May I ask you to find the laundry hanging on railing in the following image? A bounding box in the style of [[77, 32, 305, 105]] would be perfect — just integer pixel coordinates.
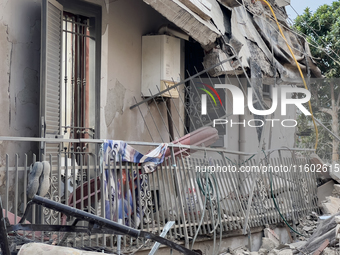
[[102, 140, 168, 227], [103, 140, 168, 173], [103, 167, 142, 228]]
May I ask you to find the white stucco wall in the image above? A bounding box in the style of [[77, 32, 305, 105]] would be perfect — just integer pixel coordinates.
[[102, 0, 188, 146], [0, 0, 41, 162]]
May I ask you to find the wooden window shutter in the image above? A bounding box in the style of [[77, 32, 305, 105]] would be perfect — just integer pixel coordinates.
[[40, 0, 63, 162]]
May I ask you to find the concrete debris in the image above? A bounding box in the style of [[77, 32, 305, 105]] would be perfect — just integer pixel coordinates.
[[258, 248, 269, 255], [312, 239, 330, 255], [264, 228, 280, 246], [322, 196, 340, 215], [298, 212, 340, 254], [322, 247, 338, 255], [302, 226, 314, 232], [18, 243, 109, 255], [288, 241, 306, 249], [335, 216, 340, 224], [277, 250, 293, 255], [317, 180, 335, 207], [261, 237, 278, 251], [332, 184, 340, 196], [224, 210, 340, 255], [296, 213, 319, 239], [230, 247, 251, 255]]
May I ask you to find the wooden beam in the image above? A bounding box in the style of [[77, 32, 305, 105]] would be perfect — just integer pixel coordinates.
[[312, 239, 329, 255]]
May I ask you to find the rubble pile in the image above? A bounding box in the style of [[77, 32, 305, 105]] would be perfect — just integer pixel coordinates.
[[221, 154, 340, 255], [295, 213, 319, 240]]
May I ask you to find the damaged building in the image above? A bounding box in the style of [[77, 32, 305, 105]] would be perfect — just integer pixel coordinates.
[[0, 0, 335, 254]]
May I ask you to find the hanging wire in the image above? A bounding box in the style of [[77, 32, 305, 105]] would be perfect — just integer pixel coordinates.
[[257, 0, 318, 150]]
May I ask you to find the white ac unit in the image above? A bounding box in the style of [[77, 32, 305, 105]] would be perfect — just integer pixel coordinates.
[[141, 35, 181, 98]]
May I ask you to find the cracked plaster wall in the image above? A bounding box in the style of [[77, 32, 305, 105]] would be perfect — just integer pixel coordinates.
[[103, 0, 181, 145], [0, 0, 41, 210]]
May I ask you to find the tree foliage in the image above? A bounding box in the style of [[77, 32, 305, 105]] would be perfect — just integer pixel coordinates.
[[294, 1, 340, 161]]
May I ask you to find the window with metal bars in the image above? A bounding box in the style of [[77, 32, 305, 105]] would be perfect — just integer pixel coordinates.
[[61, 13, 95, 151], [40, 0, 101, 163]]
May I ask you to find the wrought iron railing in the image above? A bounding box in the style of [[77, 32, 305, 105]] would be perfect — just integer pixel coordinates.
[[0, 138, 318, 253]]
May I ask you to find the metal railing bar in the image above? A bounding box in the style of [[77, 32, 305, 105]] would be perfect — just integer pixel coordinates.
[[151, 170, 161, 236], [171, 76, 197, 131], [147, 89, 173, 141], [155, 85, 182, 140], [282, 157, 294, 223], [177, 159, 193, 237], [192, 66, 220, 122], [23, 154, 28, 238], [191, 157, 207, 235], [133, 97, 154, 142], [93, 154, 99, 246], [0, 136, 315, 155], [211, 158, 229, 232], [182, 157, 199, 236], [131, 163, 138, 241], [159, 161, 172, 239], [14, 154, 18, 224], [215, 158, 235, 231], [185, 70, 208, 128], [57, 153, 62, 244], [174, 156, 189, 248], [72, 154, 77, 247]]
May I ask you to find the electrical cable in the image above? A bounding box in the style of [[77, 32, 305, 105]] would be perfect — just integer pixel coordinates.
[[262, 150, 306, 237], [257, 0, 319, 151], [190, 171, 208, 250], [191, 160, 222, 255]]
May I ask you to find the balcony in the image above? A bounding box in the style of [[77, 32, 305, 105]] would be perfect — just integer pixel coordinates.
[[0, 137, 318, 253]]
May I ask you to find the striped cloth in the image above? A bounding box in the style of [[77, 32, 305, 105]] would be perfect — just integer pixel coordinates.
[[103, 140, 168, 173]]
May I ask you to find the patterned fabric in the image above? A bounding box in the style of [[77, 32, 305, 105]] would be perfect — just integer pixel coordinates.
[[102, 140, 168, 227], [103, 140, 168, 173]]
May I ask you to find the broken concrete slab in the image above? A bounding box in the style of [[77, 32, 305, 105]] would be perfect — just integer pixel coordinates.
[[264, 228, 280, 246], [178, 0, 212, 20], [317, 180, 335, 207], [288, 241, 306, 249], [299, 212, 340, 254], [322, 196, 340, 215], [18, 243, 108, 255], [202, 47, 243, 77], [261, 237, 278, 251], [143, 0, 220, 48], [277, 250, 293, 255]]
